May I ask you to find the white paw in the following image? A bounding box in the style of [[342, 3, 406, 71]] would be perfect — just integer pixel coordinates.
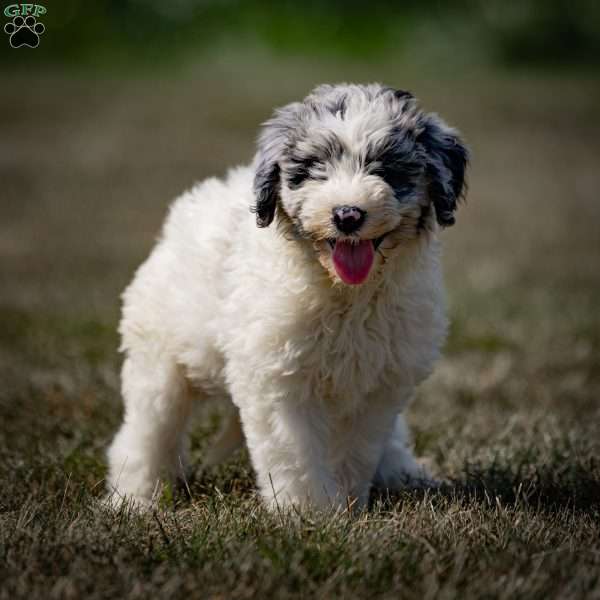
[[101, 487, 157, 512]]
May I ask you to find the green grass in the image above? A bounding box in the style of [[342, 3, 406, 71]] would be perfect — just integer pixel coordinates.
[[1, 59, 599, 598]]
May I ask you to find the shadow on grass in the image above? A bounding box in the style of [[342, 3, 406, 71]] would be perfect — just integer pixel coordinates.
[[374, 456, 600, 516]]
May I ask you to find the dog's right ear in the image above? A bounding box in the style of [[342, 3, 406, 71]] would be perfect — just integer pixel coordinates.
[[253, 154, 281, 228], [252, 102, 303, 228]]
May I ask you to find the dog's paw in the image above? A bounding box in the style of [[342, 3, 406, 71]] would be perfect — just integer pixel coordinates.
[[374, 456, 445, 492], [402, 472, 446, 490], [101, 489, 155, 513]]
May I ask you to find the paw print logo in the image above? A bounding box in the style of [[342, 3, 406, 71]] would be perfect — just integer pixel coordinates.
[[4, 15, 45, 48]]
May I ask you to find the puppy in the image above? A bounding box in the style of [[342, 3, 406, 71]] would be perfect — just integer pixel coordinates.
[[107, 83, 468, 510]]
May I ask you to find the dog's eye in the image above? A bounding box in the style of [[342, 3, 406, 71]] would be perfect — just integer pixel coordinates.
[[370, 160, 416, 195], [287, 156, 326, 189]]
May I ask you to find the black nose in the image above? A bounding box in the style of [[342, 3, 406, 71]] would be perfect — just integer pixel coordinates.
[[332, 205, 366, 234]]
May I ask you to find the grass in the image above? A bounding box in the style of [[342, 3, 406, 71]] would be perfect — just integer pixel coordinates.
[[1, 56, 599, 598]]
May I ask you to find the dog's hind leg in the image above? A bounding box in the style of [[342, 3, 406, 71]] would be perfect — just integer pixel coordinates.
[[106, 352, 193, 508], [374, 414, 438, 490]]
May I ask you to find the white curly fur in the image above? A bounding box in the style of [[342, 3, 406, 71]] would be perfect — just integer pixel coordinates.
[[107, 83, 467, 511]]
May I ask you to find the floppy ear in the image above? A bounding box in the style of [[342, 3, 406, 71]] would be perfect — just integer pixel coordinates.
[[253, 158, 280, 228], [252, 102, 303, 228], [418, 115, 469, 227]]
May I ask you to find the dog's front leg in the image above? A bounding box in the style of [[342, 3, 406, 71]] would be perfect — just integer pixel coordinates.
[[238, 400, 342, 511], [374, 413, 437, 490]]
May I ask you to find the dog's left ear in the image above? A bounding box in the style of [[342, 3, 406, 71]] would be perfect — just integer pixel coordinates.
[[418, 115, 469, 227], [252, 102, 303, 228]]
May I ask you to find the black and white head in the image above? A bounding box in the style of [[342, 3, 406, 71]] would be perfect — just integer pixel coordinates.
[[253, 83, 469, 285]]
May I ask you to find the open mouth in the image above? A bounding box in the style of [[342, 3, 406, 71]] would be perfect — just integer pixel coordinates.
[[326, 234, 387, 285]]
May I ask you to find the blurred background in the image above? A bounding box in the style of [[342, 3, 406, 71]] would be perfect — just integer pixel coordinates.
[[1, 0, 599, 494], [4, 0, 600, 67]]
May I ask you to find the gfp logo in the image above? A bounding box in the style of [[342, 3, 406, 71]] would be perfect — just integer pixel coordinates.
[[4, 4, 46, 48]]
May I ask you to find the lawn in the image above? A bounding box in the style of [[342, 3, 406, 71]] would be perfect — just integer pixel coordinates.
[[1, 58, 599, 598]]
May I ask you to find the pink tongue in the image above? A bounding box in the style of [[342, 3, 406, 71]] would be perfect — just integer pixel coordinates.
[[332, 240, 375, 285]]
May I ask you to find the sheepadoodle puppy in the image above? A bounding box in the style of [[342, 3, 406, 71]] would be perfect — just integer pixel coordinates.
[[107, 83, 469, 510]]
